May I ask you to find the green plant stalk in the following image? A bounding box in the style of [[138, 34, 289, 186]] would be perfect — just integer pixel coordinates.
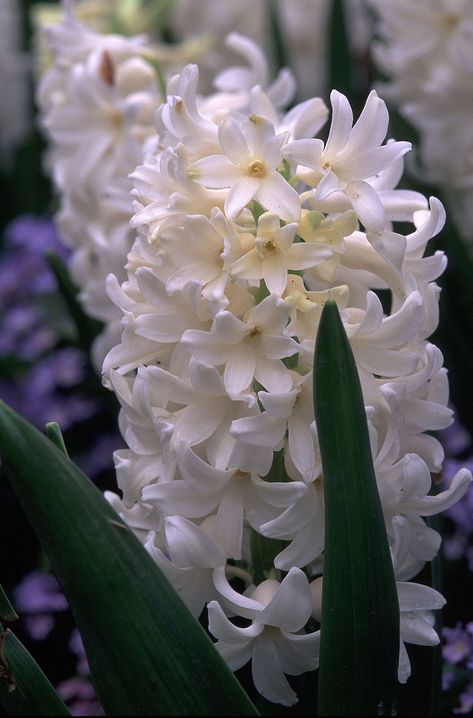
[[0, 400, 258, 717], [250, 450, 290, 584], [314, 300, 399, 716]]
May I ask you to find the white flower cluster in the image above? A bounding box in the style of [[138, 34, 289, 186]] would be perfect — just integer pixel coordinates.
[[103, 35, 472, 706], [0, 0, 30, 169], [369, 0, 473, 240], [37, 4, 161, 368]]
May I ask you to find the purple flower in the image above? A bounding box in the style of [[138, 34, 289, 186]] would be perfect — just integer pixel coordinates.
[[0, 304, 57, 358], [13, 571, 68, 640], [56, 676, 103, 716], [69, 628, 89, 676], [442, 623, 473, 665], [5, 214, 68, 258], [14, 571, 68, 613], [441, 420, 472, 457], [454, 681, 473, 714], [0, 215, 69, 307], [76, 433, 125, 478], [0, 346, 99, 430], [444, 476, 473, 536]]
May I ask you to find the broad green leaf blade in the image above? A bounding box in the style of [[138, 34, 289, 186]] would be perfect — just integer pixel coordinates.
[[314, 300, 399, 717], [0, 628, 70, 716], [0, 401, 258, 717]]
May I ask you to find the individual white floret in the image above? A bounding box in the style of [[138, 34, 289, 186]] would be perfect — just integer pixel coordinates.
[[283, 90, 411, 234], [192, 113, 301, 222], [182, 294, 298, 396], [145, 517, 225, 618], [209, 567, 320, 707]]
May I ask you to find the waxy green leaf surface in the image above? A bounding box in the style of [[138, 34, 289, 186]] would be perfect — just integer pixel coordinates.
[[0, 400, 258, 717], [314, 300, 399, 716]]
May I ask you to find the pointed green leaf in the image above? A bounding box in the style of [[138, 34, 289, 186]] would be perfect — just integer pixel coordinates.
[[266, 0, 287, 73], [0, 400, 258, 717], [0, 587, 17, 625], [0, 628, 70, 716], [44, 422, 69, 457], [327, 0, 351, 100], [45, 252, 103, 350], [314, 300, 399, 716]]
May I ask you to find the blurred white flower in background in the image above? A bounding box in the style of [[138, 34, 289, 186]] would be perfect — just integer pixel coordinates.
[[369, 0, 473, 246]]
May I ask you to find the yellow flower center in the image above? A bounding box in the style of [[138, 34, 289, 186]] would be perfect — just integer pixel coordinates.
[[248, 326, 262, 340], [248, 160, 267, 178], [257, 238, 277, 258]]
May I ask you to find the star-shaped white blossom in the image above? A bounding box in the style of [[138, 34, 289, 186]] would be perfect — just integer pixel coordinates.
[[230, 211, 331, 295], [283, 90, 411, 234], [182, 294, 298, 396], [192, 113, 301, 221]]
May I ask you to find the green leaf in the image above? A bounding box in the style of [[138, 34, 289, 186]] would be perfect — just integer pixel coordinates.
[[266, 0, 287, 73], [0, 628, 70, 716], [0, 400, 258, 717], [44, 252, 103, 351], [313, 300, 399, 717], [0, 587, 17, 625], [33, 292, 76, 343], [44, 422, 69, 457], [327, 0, 351, 101]]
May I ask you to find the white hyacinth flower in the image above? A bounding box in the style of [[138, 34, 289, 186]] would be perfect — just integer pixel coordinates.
[[97, 30, 472, 706]]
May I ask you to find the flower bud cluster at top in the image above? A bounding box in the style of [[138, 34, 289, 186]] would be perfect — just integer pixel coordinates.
[[369, 0, 473, 244], [61, 23, 469, 708]]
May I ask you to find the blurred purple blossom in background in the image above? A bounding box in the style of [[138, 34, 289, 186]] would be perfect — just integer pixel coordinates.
[[443, 623, 473, 668], [442, 420, 473, 571], [56, 630, 103, 716], [0, 215, 66, 361], [13, 571, 103, 716], [0, 214, 100, 428], [440, 418, 473, 714], [13, 571, 68, 640], [442, 622, 473, 714]]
